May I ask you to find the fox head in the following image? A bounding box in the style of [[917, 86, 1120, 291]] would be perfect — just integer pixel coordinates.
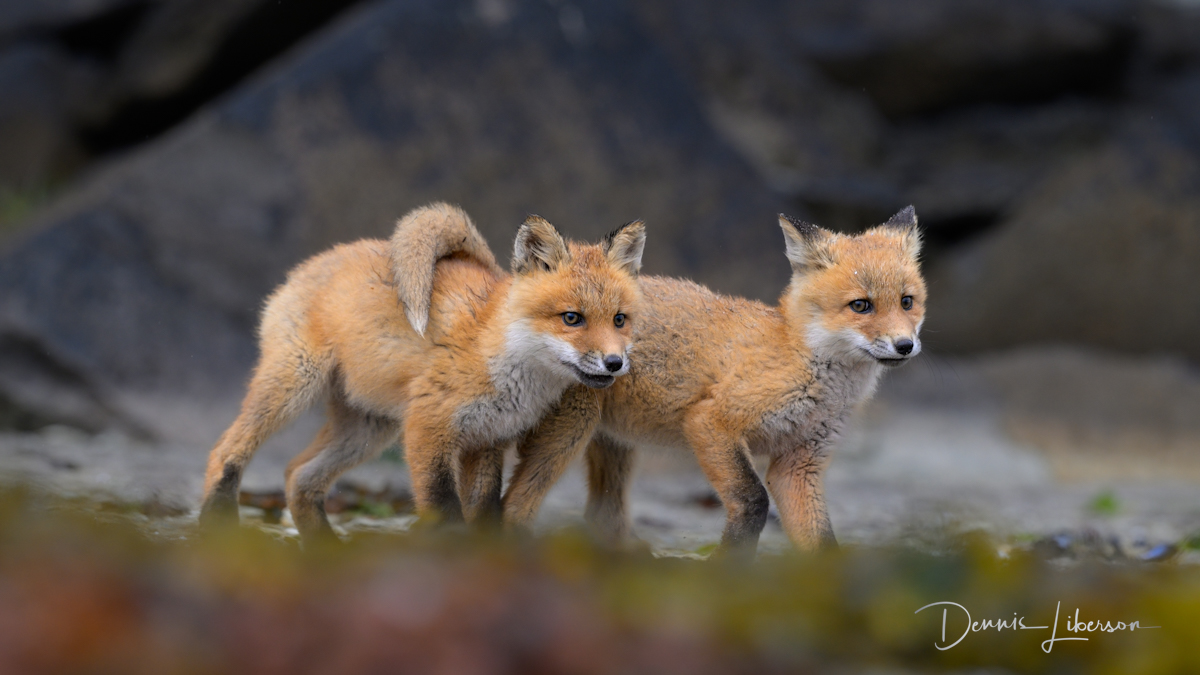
[[503, 216, 645, 389], [778, 206, 926, 368]]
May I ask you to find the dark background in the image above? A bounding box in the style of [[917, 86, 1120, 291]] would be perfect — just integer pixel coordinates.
[[0, 0, 1197, 498]]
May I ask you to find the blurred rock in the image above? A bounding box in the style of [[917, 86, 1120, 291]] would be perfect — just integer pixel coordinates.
[[0, 42, 99, 187], [0, 0, 786, 439], [633, 0, 891, 231], [927, 109, 1200, 357], [1135, 1, 1200, 71], [81, 0, 369, 152], [881, 100, 1113, 245], [630, 0, 1192, 242], [0, 0, 368, 190], [0, 0, 150, 39], [105, 0, 262, 100], [1030, 529, 1127, 561], [791, 0, 1136, 118], [1139, 542, 1178, 562]]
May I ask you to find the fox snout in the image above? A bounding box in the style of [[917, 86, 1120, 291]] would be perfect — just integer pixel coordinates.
[[871, 335, 920, 366], [567, 348, 629, 389]]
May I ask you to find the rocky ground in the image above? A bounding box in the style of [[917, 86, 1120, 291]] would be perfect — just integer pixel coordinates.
[[3, 346, 1197, 563]]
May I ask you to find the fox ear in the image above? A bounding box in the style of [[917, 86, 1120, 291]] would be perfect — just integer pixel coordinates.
[[513, 215, 571, 274], [779, 213, 833, 273], [880, 205, 922, 258], [883, 205, 917, 230], [603, 220, 645, 276]]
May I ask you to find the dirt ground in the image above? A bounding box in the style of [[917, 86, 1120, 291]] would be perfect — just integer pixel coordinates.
[[2, 347, 1198, 559]]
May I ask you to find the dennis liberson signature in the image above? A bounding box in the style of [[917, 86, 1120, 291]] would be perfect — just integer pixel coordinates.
[[915, 601, 1159, 653]]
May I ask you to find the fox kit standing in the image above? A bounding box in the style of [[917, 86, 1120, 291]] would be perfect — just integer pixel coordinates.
[[501, 208, 926, 555], [199, 203, 645, 542]]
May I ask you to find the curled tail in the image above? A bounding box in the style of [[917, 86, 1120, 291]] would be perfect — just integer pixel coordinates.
[[389, 202, 501, 335]]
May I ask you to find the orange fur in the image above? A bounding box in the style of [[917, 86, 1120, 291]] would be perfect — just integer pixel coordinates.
[[504, 208, 927, 557], [198, 203, 645, 543]]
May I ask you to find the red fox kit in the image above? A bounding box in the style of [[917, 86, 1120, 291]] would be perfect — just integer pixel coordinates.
[[198, 203, 645, 542], [500, 208, 926, 555]]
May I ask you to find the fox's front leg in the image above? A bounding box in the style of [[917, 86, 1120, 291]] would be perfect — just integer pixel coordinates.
[[683, 401, 770, 559], [403, 411, 466, 526], [503, 385, 601, 529], [458, 443, 506, 527], [584, 434, 635, 546], [765, 446, 836, 551]]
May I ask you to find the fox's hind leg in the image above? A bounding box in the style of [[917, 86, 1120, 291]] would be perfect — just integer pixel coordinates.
[[584, 434, 635, 547], [199, 345, 329, 530], [285, 395, 399, 545]]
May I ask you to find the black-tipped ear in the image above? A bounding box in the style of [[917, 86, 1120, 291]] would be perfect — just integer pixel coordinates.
[[513, 216, 570, 274], [883, 205, 917, 231], [778, 213, 833, 273], [879, 206, 922, 258], [603, 220, 645, 276]]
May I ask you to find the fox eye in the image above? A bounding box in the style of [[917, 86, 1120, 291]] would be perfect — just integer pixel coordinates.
[[613, 313, 626, 328], [849, 299, 872, 314], [562, 312, 584, 326], [901, 296, 913, 311]]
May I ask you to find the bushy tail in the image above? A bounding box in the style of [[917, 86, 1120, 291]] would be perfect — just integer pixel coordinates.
[[389, 202, 501, 335]]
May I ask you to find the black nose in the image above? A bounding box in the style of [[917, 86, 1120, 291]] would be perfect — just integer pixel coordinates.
[[894, 338, 914, 356], [603, 355, 624, 372]]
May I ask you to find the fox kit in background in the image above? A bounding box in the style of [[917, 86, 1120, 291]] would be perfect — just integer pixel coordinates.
[[502, 207, 926, 556], [198, 202, 645, 542]]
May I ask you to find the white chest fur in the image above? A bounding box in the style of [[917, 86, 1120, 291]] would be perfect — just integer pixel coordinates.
[[752, 359, 882, 456], [453, 323, 571, 446]]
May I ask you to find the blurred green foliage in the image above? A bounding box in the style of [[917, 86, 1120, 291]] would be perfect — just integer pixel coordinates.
[[350, 498, 396, 519], [1089, 490, 1121, 517], [0, 185, 52, 239], [0, 487, 1196, 675]]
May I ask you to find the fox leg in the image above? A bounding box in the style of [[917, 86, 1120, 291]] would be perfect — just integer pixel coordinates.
[[200, 347, 328, 529], [683, 401, 769, 558], [765, 447, 836, 551], [283, 421, 333, 487], [403, 411, 466, 525], [457, 443, 506, 527], [285, 397, 399, 544], [503, 385, 601, 529], [583, 434, 635, 546]]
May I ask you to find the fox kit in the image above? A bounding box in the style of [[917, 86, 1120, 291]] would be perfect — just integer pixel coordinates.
[[501, 207, 926, 555], [198, 203, 645, 542]]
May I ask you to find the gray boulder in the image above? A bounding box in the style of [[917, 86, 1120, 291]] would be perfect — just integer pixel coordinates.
[[881, 100, 1114, 243], [927, 100, 1200, 355], [631, 0, 1149, 237], [790, 0, 1136, 118], [634, 0, 892, 230], [0, 42, 99, 188], [0, 0, 151, 39]]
